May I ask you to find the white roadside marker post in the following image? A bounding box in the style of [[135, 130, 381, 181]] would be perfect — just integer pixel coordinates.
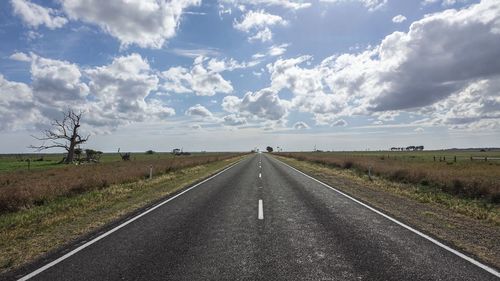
[[149, 165, 153, 180]]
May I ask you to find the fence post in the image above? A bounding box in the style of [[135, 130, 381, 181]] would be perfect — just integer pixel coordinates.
[[454, 156, 457, 163], [433, 156, 436, 162], [149, 165, 153, 179], [368, 166, 372, 181], [485, 157, 488, 162]]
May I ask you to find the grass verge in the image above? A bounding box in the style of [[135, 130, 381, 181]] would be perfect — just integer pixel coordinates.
[[0, 156, 244, 275], [275, 155, 500, 269]]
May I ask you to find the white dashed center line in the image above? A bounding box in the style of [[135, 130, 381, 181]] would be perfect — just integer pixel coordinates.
[[258, 200, 264, 220]]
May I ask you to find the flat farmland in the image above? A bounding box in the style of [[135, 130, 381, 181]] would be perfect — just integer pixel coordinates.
[[0, 152, 244, 213], [276, 150, 500, 203]]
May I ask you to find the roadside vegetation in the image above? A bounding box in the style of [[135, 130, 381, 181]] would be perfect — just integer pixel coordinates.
[[0, 153, 245, 275], [0, 153, 243, 213], [276, 151, 500, 204]]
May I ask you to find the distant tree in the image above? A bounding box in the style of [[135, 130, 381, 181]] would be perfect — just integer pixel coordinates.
[[145, 150, 155, 154], [30, 110, 89, 164], [266, 146, 274, 153]]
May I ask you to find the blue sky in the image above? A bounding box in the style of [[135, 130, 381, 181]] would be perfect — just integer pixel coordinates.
[[1, 0, 499, 152]]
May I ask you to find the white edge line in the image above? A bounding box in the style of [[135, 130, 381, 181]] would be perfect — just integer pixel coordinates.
[[18, 160, 242, 281], [274, 157, 500, 278], [258, 200, 264, 220]]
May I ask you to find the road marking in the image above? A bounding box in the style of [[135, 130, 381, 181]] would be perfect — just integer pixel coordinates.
[[274, 157, 500, 278], [258, 200, 264, 220], [259, 172, 261, 178], [17, 160, 243, 281]]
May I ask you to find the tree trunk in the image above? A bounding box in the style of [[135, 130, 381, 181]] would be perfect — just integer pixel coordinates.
[[66, 141, 76, 164]]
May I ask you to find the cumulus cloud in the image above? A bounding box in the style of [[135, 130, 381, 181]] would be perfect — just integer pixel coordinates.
[[0, 75, 38, 130], [293, 121, 309, 129], [60, 0, 201, 49], [320, 0, 387, 11], [1, 52, 177, 132], [162, 56, 234, 96], [30, 54, 89, 110], [262, 0, 500, 129], [234, 10, 287, 42], [222, 88, 289, 121], [424, 78, 500, 129], [392, 14, 407, 23], [85, 53, 174, 128], [185, 104, 213, 118], [11, 0, 67, 29]]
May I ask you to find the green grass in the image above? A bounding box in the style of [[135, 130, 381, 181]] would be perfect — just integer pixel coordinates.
[[0, 152, 226, 173], [0, 155, 245, 274], [306, 149, 500, 163]]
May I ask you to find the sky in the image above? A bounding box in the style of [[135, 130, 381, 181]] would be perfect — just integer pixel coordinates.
[[0, 0, 499, 153]]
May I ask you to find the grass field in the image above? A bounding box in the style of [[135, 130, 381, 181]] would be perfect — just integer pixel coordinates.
[[0, 152, 245, 213], [276, 150, 500, 203], [0, 152, 226, 173]]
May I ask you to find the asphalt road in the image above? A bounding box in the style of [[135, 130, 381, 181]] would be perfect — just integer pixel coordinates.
[[14, 153, 499, 280]]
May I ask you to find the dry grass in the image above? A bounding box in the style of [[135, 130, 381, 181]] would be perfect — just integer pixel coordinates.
[[277, 152, 500, 203], [0, 153, 244, 213]]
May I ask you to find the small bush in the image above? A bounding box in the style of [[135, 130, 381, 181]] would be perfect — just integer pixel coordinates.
[[342, 161, 353, 169]]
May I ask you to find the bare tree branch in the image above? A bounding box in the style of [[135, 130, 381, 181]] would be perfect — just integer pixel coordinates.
[[30, 109, 90, 164]]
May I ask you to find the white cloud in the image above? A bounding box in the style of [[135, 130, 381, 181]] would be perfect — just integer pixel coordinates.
[[234, 10, 287, 42], [268, 43, 288, 56], [9, 52, 31, 62], [11, 0, 67, 29], [185, 104, 213, 118], [60, 0, 201, 49], [1, 53, 176, 132], [30, 54, 89, 118], [293, 121, 309, 129], [248, 27, 273, 42], [222, 88, 289, 121], [320, 0, 387, 11], [392, 14, 407, 23], [0, 75, 38, 130], [220, 0, 311, 11], [425, 78, 500, 130], [234, 10, 286, 31], [223, 114, 247, 125], [161, 56, 234, 96], [85, 53, 174, 128], [262, 0, 500, 130], [331, 119, 348, 127], [422, 0, 469, 6]]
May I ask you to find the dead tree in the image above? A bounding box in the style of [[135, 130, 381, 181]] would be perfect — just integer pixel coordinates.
[[30, 110, 89, 164], [118, 148, 131, 161]]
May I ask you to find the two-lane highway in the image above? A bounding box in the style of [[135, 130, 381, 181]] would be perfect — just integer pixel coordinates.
[[14, 153, 499, 280]]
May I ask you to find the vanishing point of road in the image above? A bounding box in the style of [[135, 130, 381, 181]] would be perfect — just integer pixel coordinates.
[[12, 154, 500, 280]]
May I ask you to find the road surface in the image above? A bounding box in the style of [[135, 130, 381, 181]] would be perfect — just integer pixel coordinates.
[[13, 154, 499, 280]]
